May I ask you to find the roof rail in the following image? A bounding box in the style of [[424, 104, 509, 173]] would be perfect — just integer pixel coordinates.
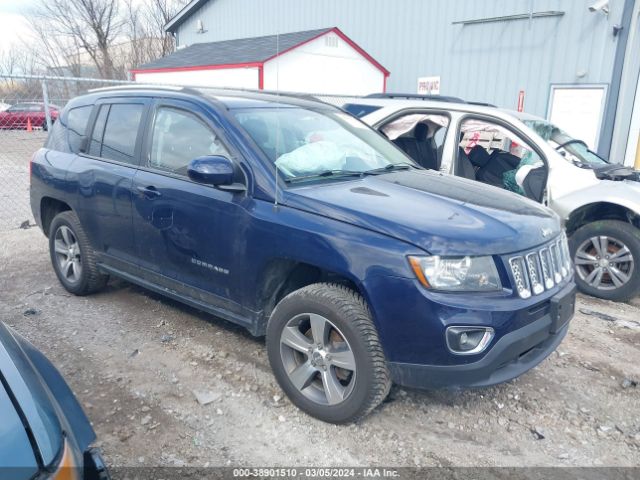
[[467, 101, 497, 108], [365, 93, 498, 108], [87, 84, 185, 93], [365, 93, 467, 104]]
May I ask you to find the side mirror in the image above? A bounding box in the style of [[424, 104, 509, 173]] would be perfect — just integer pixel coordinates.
[[188, 155, 235, 186]]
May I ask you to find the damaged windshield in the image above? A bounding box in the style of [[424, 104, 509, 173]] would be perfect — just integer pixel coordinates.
[[524, 119, 607, 167], [233, 106, 417, 182]]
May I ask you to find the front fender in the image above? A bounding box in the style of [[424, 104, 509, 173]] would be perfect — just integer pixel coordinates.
[[551, 180, 640, 224]]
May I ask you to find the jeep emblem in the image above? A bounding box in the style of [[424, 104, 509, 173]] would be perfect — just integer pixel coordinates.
[[541, 228, 552, 238]]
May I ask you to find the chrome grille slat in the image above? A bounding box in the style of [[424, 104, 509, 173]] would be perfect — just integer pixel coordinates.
[[525, 252, 544, 295], [509, 234, 572, 298], [550, 243, 563, 283], [539, 247, 554, 289]]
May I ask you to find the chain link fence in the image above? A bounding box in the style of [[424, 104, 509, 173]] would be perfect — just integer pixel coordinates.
[[0, 75, 133, 231], [0, 74, 361, 232]]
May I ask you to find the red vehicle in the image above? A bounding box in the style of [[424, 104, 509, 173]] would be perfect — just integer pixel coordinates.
[[0, 102, 60, 130]]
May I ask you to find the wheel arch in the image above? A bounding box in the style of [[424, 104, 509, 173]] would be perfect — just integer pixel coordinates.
[[40, 197, 72, 237], [565, 202, 640, 236], [254, 259, 366, 335]]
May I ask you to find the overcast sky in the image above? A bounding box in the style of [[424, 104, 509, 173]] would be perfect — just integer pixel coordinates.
[[0, 0, 36, 53]]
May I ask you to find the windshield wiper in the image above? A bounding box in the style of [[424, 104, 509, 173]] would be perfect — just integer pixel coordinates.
[[284, 169, 366, 183], [284, 163, 421, 183], [363, 163, 421, 175]]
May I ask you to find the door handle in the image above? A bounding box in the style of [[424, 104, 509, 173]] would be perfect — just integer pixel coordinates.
[[136, 185, 162, 199]]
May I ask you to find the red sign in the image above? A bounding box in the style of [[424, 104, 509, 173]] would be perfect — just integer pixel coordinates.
[[517, 90, 525, 112]]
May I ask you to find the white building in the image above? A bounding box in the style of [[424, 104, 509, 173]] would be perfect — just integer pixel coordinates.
[[132, 27, 389, 96]]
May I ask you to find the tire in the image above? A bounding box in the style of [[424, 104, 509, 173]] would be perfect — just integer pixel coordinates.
[[48, 211, 108, 295], [266, 283, 390, 424], [569, 220, 640, 302]]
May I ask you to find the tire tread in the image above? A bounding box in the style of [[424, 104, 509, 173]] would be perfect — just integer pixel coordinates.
[[49, 211, 108, 295], [269, 282, 390, 423]]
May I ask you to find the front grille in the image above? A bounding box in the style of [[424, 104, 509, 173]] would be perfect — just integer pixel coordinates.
[[508, 234, 572, 299]]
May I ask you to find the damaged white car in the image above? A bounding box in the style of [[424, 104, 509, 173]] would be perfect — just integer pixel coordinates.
[[344, 95, 640, 302]]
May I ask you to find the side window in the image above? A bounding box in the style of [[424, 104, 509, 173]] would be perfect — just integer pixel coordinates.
[[67, 106, 93, 153], [101, 104, 144, 164], [88, 105, 108, 157], [380, 113, 449, 170], [149, 107, 230, 175], [457, 118, 545, 199]]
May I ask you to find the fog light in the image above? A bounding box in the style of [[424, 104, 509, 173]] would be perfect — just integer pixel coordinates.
[[446, 326, 494, 355]]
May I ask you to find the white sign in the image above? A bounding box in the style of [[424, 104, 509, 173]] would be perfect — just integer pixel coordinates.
[[548, 85, 607, 150], [417, 76, 440, 95]]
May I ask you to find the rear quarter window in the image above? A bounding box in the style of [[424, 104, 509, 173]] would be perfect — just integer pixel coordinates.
[[67, 106, 93, 153], [45, 120, 66, 151]]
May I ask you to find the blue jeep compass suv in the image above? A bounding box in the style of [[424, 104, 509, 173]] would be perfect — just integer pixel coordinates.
[[30, 86, 576, 423]]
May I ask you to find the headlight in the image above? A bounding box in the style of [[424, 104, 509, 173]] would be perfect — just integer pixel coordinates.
[[408, 255, 501, 292]]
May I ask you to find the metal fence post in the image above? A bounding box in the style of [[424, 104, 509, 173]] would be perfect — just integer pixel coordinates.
[[41, 79, 52, 131]]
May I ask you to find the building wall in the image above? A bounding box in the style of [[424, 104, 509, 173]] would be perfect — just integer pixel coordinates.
[[175, 0, 622, 119], [133, 66, 260, 88], [262, 32, 385, 95], [611, 0, 640, 166]]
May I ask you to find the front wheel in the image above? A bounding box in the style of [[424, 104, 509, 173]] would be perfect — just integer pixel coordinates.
[[266, 283, 390, 424], [569, 220, 640, 302]]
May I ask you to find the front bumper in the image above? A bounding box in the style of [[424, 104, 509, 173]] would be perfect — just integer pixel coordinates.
[[387, 282, 576, 389]]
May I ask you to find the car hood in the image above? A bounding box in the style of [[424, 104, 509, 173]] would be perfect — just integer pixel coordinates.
[[0, 382, 39, 477], [0, 322, 63, 469], [284, 170, 560, 255]]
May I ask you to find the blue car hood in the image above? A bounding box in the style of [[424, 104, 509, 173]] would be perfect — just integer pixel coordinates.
[[284, 170, 559, 255], [0, 382, 39, 477], [0, 322, 63, 469]]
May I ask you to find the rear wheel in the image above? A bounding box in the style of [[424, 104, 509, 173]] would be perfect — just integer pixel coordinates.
[[569, 220, 640, 302], [49, 211, 108, 295], [266, 283, 390, 423]]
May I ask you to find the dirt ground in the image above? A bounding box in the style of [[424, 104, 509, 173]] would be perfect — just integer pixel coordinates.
[[0, 227, 638, 469]]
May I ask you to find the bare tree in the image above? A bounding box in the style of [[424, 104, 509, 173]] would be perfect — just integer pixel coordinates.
[[124, 0, 188, 70], [22, 0, 188, 79], [0, 47, 39, 77], [31, 0, 124, 79], [25, 18, 86, 77], [145, 0, 188, 58]]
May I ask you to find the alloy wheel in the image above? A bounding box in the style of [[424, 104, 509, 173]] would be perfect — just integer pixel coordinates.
[[575, 235, 634, 291], [279, 313, 356, 406], [53, 225, 83, 283]]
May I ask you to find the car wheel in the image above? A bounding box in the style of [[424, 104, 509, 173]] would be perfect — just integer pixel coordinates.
[[266, 283, 390, 424], [569, 220, 640, 302], [49, 211, 108, 295]]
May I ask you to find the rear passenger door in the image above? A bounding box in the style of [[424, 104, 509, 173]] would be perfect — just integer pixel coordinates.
[[68, 98, 150, 267], [131, 98, 246, 315]]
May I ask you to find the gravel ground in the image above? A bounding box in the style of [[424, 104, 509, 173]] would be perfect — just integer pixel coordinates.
[[0, 227, 639, 469]]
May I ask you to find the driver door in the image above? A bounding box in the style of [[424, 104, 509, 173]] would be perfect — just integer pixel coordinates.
[[131, 98, 245, 314]]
